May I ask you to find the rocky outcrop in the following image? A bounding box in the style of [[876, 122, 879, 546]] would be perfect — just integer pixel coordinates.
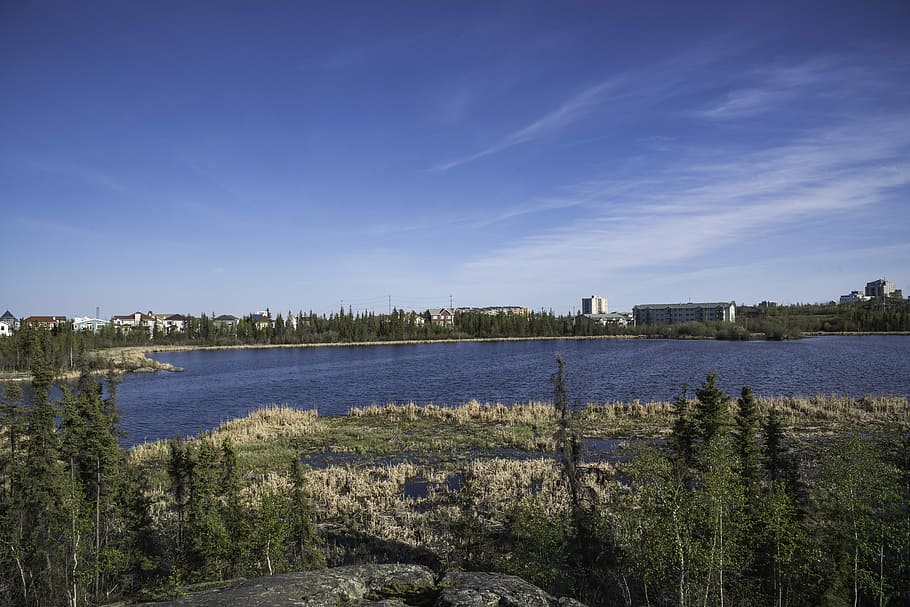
[[436, 571, 588, 607], [132, 564, 587, 607]]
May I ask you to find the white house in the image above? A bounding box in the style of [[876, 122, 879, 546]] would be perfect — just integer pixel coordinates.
[[0, 310, 19, 332], [72, 317, 110, 332], [155, 314, 187, 333], [113, 312, 156, 336]]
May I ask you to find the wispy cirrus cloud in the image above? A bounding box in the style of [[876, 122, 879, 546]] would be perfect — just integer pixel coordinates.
[[700, 54, 899, 119], [457, 112, 910, 292], [433, 81, 616, 172]]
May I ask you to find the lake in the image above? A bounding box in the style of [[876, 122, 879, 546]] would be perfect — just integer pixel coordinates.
[[116, 336, 910, 446]]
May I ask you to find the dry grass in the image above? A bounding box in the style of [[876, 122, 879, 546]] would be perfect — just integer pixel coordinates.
[[130, 405, 322, 464], [348, 399, 559, 424], [124, 391, 910, 570], [756, 394, 910, 428]]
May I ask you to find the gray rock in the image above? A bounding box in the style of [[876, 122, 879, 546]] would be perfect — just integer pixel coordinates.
[[133, 563, 435, 607], [131, 564, 589, 607], [436, 571, 571, 607]]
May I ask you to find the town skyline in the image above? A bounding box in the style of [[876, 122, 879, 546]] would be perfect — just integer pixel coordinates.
[[3, 273, 902, 322], [3, 2, 909, 315]]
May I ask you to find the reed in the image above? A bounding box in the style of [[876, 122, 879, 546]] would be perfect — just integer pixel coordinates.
[[130, 405, 322, 464]]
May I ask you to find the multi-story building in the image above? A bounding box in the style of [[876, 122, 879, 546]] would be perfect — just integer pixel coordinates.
[[22, 315, 68, 330], [581, 295, 608, 315], [456, 306, 531, 316], [156, 314, 187, 333], [72, 317, 110, 332], [633, 302, 736, 326], [213, 314, 240, 331], [428, 308, 455, 326], [113, 312, 157, 336], [839, 291, 869, 304], [865, 279, 897, 298]]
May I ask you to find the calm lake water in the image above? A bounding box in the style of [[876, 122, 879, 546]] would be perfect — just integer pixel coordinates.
[[114, 336, 910, 446]]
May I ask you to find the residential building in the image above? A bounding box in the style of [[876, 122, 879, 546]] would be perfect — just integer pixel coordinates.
[[456, 306, 531, 316], [251, 310, 273, 330], [582, 295, 608, 315], [214, 314, 240, 331], [865, 279, 897, 298], [157, 314, 187, 333], [633, 302, 736, 326], [839, 291, 869, 304], [23, 315, 68, 330], [113, 312, 156, 336], [428, 308, 455, 326], [72, 317, 110, 332], [587, 312, 632, 326], [0, 323, 9, 338], [0, 310, 18, 332]]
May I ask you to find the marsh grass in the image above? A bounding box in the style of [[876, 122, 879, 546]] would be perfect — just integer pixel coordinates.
[[121, 392, 910, 571]]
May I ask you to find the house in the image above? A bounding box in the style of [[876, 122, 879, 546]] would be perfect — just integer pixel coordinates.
[[157, 314, 187, 333], [0, 310, 18, 332], [633, 302, 736, 326], [213, 314, 240, 331], [250, 311, 273, 331], [112, 312, 157, 336], [0, 323, 10, 338], [22, 315, 68, 330], [587, 312, 632, 327], [428, 308, 455, 326], [72, 317, 110, 332]]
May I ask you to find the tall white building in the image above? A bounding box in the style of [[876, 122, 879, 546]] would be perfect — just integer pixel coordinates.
[[581, 295, 608, 315], [865, 279, 897, 298]]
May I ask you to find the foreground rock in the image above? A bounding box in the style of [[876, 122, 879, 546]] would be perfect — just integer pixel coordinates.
[[133, 564, 587, 607]]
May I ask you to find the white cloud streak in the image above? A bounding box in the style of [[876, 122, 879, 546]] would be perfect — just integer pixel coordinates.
[[457, 114, 910, 288], [433, 81, 616, 171]]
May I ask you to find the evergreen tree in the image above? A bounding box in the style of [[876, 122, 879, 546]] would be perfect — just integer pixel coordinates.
[[694, 373, 732, 453], [184, 439, 230, 581], [670, 384, 696, 467], [287, 458, 324, 570], [763, 407, 796, 490], [734, 387, 763, 499], [17, 346, 68, 604]]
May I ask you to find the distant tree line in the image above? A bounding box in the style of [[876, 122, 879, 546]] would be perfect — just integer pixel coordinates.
[[1, 299, 908, 376], [738, 298, 910, 337]]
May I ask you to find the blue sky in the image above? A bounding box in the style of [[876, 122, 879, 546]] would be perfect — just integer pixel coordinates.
[[2, 1, 909, 317]]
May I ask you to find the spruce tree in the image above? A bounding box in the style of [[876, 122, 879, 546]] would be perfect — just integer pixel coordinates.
[[185, 439, 229, 581], [734, 387, 763, 497], [287, 458, 324, 570], [694, 373, 732, 451], [17, 346, 68, 604], [670, 384, 696, 466]]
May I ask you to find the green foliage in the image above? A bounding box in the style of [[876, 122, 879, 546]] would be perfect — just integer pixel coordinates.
[[499, 496, 568, 590]]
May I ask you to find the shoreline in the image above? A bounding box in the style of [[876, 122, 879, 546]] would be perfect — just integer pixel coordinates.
[[3, 331, 909, 383]]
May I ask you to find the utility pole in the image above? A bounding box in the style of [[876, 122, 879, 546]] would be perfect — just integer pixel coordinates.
[[449, 294, 453, 310], [388, 295, 392, 315]]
